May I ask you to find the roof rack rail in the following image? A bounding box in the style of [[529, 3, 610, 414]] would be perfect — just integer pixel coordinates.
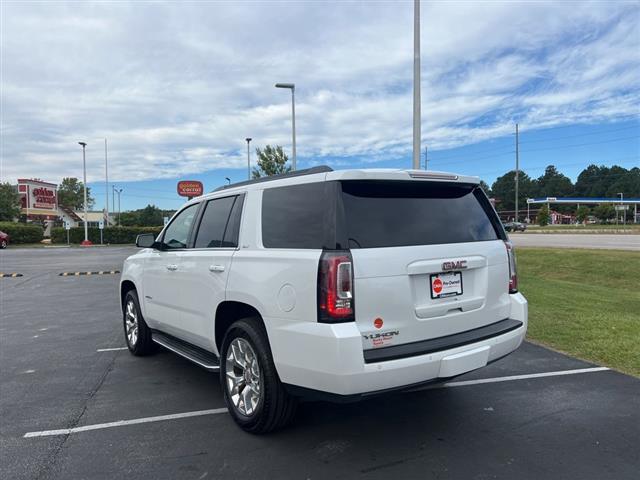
[[213, 165, 333, 191]]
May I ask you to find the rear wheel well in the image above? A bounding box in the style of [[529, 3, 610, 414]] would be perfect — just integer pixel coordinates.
[[120, 280, 136, 308], [215, 301, 263, 350]]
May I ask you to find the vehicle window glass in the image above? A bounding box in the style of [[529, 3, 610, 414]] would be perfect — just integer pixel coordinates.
[[162, 203, 198, 249], [262, 182, 333, 249], [222, 195, 244, 248], [194, 196, 237, 248], [340, 181, 500, 248]]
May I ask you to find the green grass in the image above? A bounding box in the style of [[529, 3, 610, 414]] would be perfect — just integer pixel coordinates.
[[525, 224, 640, 233], [517, 248, 640, 377]]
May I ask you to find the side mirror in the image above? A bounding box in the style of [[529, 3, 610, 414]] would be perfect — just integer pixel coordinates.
[[136, 233, 156, 248]]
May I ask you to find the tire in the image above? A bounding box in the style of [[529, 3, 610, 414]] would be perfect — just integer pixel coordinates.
[[123, 289, 156, 356], [220, 318, 297, 434], [0, 240, 6, 249]]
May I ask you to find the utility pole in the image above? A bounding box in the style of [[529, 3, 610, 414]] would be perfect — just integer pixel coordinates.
[[515, 123, 519, 222], [112, 185, 116, 216], [412, 0, 421, 169], [104, 138, 109, 226], [424, 145, 428, 170]]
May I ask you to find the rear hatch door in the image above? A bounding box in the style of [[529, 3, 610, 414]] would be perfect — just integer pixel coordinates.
[[339, 180, 511, 352]]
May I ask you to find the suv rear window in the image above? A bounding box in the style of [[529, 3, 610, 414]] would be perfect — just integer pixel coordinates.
[[340, 181, 501, 249]]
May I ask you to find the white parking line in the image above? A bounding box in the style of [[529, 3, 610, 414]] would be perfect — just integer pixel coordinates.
[[411, 366, 610, 391], [96, 347, 128, 352], [23, 366, 610, 438], [24, 408, 229, 438]]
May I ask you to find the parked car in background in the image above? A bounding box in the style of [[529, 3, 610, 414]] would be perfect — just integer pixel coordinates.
[[503, 221, 527, 232], [0, 231, 9, 249]]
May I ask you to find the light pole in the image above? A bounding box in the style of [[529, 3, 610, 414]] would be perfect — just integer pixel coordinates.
[[245, 138, 252, 179], [104, 138, 109, 226], [515, 124, 519, 223], [618, 192, 625, 225], [275, 83, 296, 170], [78, 142, 92, 245], [225, 177, 231, 185], [115, 188, 123, 226], [412, 0, 421, 170]]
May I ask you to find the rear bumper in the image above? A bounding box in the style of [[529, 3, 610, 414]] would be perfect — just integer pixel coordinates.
[[266, 292, 528, 398]]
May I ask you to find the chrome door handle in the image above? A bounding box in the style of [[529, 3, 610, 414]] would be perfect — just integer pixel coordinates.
[[166, 264, 178, 271], [209, 265, 225, 272]]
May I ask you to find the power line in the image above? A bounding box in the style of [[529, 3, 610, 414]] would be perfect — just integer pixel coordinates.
[[476, 158, 639, 181], [428, 135, 639, 167], [518, 124, 640, 145], [520, 135, 639, 154]]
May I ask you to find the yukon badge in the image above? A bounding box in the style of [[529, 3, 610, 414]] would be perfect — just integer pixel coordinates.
[[442, 260, 467, 271]]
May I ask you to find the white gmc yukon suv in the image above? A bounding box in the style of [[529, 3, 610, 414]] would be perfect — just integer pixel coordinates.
[[120, 167, 527, 433]]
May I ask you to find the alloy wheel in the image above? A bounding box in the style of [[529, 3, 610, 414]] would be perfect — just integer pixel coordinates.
[[125, 299, 139, 347], [225, 338, 262, 416]]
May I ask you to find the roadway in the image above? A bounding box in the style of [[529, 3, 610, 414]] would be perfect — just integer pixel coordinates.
[[509, 233, 640, 250]]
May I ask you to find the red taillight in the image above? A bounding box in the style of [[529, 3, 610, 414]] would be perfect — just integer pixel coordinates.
[[505, 241, 518, 293], [318, 251, 355, 323]]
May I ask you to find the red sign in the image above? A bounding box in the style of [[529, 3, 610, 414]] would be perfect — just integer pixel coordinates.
[[432, 278, 443, 294], [18, 179, 58, 212], [177, 180, 203, 198]]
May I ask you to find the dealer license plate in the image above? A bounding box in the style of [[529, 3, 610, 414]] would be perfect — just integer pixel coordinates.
[[430, 272, 463, 299]]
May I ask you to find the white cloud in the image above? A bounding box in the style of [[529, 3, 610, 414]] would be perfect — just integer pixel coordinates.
[[1, 1, 638, 184]]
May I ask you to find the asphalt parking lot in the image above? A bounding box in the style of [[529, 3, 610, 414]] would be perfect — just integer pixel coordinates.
[[1, 247, 639, 479]]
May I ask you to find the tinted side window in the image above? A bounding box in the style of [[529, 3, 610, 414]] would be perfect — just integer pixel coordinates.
[[194, 196, 237, 249], [163, 203, 199, 249], [262, 182, 335, 249], [222, 195, 244, 247], [340, 181, 500, 248]]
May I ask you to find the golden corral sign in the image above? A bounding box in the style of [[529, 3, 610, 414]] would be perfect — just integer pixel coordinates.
[[177, 180, 203, 198], [18, 179, 58, 212]]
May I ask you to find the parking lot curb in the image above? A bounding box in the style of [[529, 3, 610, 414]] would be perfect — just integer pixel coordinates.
[[0, 272, 23, 278], [58, 271, 120, 276]]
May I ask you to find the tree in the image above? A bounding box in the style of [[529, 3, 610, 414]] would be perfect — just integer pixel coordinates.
[[593, 204, 615, 223], [0, 182, 21, 221], [478, 180, 492, 196], [138, 204, 163, 226], [491, 170, 534, 212], [532, 165, 573, 198], [537, 204, 550, 226], [252, 145, 291, 178], [576, 205, 590, 224], [58, 177, 94, 210]]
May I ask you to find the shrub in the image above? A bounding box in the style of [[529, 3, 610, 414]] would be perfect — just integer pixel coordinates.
[[537, 204, 550, 227], [51, 226, 163, 244], [0, 222, 44, 244]]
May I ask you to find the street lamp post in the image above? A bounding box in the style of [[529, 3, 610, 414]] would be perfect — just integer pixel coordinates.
[[78, 142, 92, 246], [412, 0, 421, 170], [104, 138, 109, 227], [275, 83, 296, 170], [618, 192, 625, 225], [115, 188, 123, 226], [245, 138, 252, 179]]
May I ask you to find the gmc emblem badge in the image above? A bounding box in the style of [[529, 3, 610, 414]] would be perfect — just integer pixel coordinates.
[[442, 260, 468, 271]]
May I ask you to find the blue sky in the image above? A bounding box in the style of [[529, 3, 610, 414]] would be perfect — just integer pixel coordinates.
[[2, 1, 639, 211], [96, 118, 640, 211]]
